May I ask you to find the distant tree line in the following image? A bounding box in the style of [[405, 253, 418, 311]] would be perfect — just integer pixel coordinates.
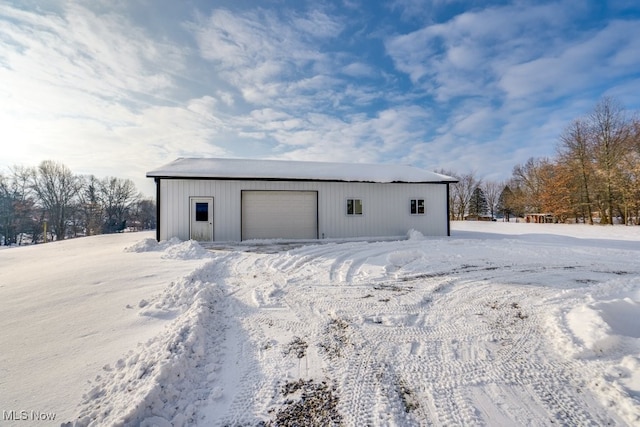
[[0, 160, 156, 245], [442, 97, 640, 225]]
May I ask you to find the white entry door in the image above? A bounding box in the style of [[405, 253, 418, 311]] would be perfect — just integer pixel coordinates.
[[190, 197, 213, 241]]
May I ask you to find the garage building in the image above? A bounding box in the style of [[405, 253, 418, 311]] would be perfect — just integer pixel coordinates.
[[146, 158, 457, 242]]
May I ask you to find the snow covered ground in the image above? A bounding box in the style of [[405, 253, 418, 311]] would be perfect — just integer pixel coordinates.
[[1, 222, 639, 426]]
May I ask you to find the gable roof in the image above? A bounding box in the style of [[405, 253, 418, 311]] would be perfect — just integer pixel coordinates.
[[146, 158, 457, 184]]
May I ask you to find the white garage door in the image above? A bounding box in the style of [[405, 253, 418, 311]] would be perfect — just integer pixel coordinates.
[[242, 191, 318, 240]]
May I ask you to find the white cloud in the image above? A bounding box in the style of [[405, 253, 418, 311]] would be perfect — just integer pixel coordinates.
[[384, 1, 575, 99], [1, 97, 231, 195], [386, 1, 640, 110], [0, 4, 225, 194], [342, 62, 376, 78], [216, 90, 235, 107], [193, 8, 327, 72], [381, 0, 640, 181], [450, 106, 495, 136], [190, 7, 347, 109], [499, 20, 640, 101], [292, 9, 345, 38], [227, 104, 432, 167], [388, 0, 463, 21], [0, 4, 184, 103]]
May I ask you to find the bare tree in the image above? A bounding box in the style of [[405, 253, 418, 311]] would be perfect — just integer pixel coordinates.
[[129, 197, 157, 230], [497, 185, 515, 221], [77, 175, 104, 236], [558, 119, 595, 224], [0, 168, 31, 245], [511, 158, 546, 214], [507, 182, 527, 220], [590, 97, 631, 224], [0, 172, 11, 244], [482, 180, 502, 220], [437, 169, 460, 220], [617, 118, 640, 225], [99, 177, 138, 233], [454, 172, 481, 220], [30, 161, 82, 240], [632, 119, 640, 224], [438, 170, 481, 220], [538, 160, 573, 223]]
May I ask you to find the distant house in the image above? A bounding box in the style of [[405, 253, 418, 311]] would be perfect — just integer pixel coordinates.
[[464, 214, 494, 221], [525, 213, 555, 223], [146, 158, 458, 242]]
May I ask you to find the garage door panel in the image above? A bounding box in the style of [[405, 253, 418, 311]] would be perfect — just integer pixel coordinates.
[[242, 191, 317, 240]]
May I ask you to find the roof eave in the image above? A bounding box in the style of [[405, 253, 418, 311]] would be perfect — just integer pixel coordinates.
[[146, 174, 456, 184]]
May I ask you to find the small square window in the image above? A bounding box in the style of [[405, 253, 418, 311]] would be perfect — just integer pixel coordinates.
[[195, 202, 209, 221], [347, 198, 363, 215], [410, 199, 425, 215]]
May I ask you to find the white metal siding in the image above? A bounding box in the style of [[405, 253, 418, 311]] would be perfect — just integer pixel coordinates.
[[158, 179, 449, 241], [241, 191, 317, 240]]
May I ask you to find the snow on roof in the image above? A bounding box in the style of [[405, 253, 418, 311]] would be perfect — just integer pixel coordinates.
[[146, 158, 457, 183]]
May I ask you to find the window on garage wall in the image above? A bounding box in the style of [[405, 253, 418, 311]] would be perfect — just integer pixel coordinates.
[[410, 199, 425, 215], [346, 198, 363, 215]]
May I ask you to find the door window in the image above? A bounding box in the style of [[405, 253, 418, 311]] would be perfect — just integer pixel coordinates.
[[195, 202, 209, 221]]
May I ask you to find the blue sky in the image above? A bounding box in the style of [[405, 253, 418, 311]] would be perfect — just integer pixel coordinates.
[[1, 0, 639, 196]]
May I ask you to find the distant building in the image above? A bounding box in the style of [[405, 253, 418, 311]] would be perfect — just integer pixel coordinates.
[[465, 214, 494, 221], [147, 158, 458, 242], [525, 213, 555, 223]]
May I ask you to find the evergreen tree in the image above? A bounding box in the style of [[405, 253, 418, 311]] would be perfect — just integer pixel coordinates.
[[468, 186, 488, 218]]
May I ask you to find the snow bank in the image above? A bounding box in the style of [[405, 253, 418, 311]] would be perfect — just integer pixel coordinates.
[[124, 237, 180, 253], [0, 231, 219, 425], [567, 297, 640, 356], [552, 279, 640, 359], [68, 245, 230, 426], [547, 277, 640, 423], [162, 240, 214, 260], [125, 237, 213, 260], [406, 228, 425, 240], [70, 280, 222, 426]]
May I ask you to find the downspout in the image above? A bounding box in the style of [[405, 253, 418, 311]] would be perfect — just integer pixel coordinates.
[[446, 183, 451, 237], [155, 178, 161, 242]]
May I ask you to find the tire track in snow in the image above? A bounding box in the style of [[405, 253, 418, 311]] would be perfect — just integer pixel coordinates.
[[339, 345, 380, 426], [274, 250, 557, 424], [202, 240, 633, 426]]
